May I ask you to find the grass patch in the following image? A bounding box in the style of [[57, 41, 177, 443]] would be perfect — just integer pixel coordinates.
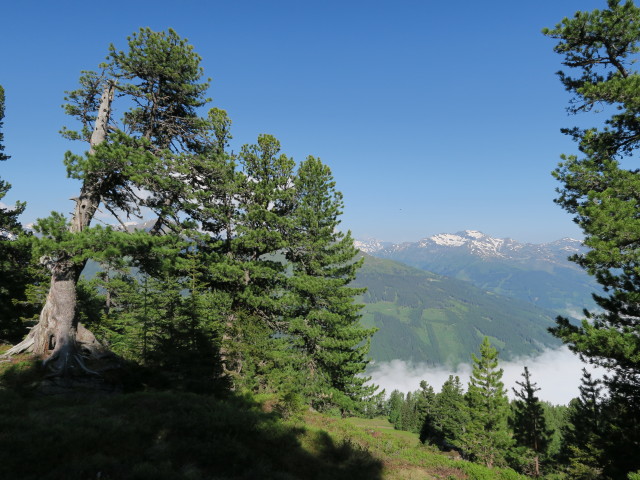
[[0, 389, 384, 480], [0, 356, 525, 480], [308, 415, 526, 480]]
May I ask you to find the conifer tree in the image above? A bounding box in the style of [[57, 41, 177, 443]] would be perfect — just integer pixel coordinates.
[[190, 132, 296, 390], [388, 390, 405, 426], [421, 375, 468, 450], [399, 391, 418, 431], [362, 388, 388, 418], [511, 366, 551, 477], [544, 0, 640, 434], [140, 256, 227, 393], [0, 85, 41, 343], [414, 380, 436, 433], [5, 29, 212, 375], [562, 369, 606, 479], [463, 337, 513, 467], [285, 155, 375, 414], [544, 4, 640, 475]]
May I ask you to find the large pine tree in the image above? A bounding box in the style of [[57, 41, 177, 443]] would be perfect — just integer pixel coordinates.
[[544, 2, 640, 476], [285, 156, 375, 414], [562, 369, 606, 479], [5, 29, 212, 375]]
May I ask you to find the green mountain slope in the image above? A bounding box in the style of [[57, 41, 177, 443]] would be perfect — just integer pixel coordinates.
[[353, 255, 561, 366], [382, 249, 597, 317], [367, 232, 599, 317]]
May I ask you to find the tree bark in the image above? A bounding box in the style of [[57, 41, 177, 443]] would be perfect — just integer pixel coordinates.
[[4, 82, 115, 373]]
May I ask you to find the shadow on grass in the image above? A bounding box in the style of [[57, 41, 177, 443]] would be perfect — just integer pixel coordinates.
[[0, 363, 384, 480]]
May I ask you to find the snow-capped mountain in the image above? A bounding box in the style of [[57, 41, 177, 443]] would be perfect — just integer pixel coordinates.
[[353, 238, 393, 254], [423, 230, 520, 257], [356, 230, 597, 317], [114, 219, 159, 232], [360, 230, 585, 265]]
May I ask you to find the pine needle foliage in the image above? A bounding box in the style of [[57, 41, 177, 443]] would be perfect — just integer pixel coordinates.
[[0, 85, 41, 342], [463, 337, 513, 468], [511, 367, 551, 476], [285, 156, 376, 414], [544, 2, 640, 476]]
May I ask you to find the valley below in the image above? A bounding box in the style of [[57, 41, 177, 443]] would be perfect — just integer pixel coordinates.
[[354, 230, 596, 365]]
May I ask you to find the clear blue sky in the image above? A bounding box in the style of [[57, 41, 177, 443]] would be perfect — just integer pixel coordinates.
[[1, 0, 606, 243]]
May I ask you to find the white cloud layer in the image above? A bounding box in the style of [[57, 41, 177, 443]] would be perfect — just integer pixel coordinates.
[[367, 346, 606, 405]]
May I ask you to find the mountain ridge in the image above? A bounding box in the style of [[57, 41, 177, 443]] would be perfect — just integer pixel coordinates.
[[356, 230, 583, 262], [356, 230, 599, 317]]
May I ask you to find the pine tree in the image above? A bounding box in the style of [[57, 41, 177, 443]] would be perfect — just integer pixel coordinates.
[[463, 337, 513, 467], [189, 132, 296, 391], [108, 28, 210, 153], [545, 0, 640, 394], [285, 155, 376, 414], [562, 369, 605, 480], [511, 366, 551, 477], [388, 390, 405, 427], [421, 375, 468, 451], [544, 3, 640, 475], [5, 29, 212, 375], [0, 85, 41, 343]]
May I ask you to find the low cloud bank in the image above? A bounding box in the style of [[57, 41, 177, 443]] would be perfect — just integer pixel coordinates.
[[367, 346, 606, 405]]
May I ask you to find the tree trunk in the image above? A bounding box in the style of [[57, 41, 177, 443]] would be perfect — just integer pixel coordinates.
[[3, 82, 115, 374]]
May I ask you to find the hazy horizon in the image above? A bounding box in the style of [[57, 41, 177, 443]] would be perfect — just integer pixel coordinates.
[[367, 346, 605, 406]]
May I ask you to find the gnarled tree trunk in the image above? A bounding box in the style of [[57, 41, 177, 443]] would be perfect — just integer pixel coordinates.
[[4, 82, 115, 374]]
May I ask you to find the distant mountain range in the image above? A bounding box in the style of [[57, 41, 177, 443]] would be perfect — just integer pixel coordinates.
[[355, 230, 599, 317], [353, 255, 561, 367]]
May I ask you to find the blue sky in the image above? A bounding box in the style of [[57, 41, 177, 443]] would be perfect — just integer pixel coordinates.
[[1, 0, 607, 243]]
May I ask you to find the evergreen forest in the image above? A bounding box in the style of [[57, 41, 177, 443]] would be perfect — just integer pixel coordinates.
[[2, 1, 640, 478]]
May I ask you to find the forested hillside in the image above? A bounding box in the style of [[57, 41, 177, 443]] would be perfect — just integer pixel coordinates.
[[354, 255, 560, 366]]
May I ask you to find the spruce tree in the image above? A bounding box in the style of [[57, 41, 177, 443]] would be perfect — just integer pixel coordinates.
[[511, 366, 551, 477], [463, 337, 512, 467], [285, 155, 376, 414], [421, 375, 468, 451], [388, 390, 405, 426], [562, 369, 606, 479], [414, 380, 436, 434]]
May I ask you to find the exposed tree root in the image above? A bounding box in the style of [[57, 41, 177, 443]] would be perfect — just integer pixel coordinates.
[[2, 322, 109, 379], [2, 325, 38, 357], [43, 343, 99, 378]]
